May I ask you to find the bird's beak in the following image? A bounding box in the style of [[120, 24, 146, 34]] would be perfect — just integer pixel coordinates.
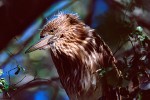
[[25, 35, 53, 53]]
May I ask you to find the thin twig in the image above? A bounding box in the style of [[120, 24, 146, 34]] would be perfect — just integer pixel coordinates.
[[10, 77, 59, 98], [13, 75, 26, 86], [113, 39, 129, 55], [8, 66, 18, 85]]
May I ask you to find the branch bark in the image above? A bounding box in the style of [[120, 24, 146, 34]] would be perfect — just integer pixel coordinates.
[[2, 77, 59, 99]]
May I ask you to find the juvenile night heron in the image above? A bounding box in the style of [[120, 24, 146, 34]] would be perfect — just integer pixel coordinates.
[[26, 12, 120, 100]]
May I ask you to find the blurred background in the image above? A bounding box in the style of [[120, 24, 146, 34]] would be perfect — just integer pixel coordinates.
[[0, 0, 150, 100]]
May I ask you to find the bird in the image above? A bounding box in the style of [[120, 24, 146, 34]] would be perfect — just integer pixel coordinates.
[[26, 12, 120, 100]]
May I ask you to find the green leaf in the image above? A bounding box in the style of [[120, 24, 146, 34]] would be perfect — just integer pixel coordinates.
[[20, 67, 25, 72], [0, 69, 3, 76], [138, 35, 145, 41], [98, 68, 106, 77], [0, 89, 2, 93], [136, 26, 143, 33], [0, 78, 9, 91], [0, 78, 5, 85]]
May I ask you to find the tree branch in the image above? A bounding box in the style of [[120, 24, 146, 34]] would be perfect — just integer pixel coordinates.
[[2, 77, 59, 99]]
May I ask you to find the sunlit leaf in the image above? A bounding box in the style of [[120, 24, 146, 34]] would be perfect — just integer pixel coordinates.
[[136, 26, 143, 33], [0, 69, 3, 76], [0, 78, 9, 92]]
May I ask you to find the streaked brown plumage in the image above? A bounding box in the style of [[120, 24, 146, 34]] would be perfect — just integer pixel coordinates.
[[26, 12, 120, 100]]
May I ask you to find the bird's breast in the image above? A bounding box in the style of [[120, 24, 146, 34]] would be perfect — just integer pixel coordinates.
[[50, 39, 104, 99]]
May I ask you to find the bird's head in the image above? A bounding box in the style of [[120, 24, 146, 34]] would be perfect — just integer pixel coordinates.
[[25, 12, 87, 54]]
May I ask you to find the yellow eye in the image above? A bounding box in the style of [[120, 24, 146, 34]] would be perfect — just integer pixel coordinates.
[[49, 29, 54, 34], [49, 28, 56, 34]]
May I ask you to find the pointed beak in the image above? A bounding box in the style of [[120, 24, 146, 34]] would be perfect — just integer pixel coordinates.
[[25, 35, 53, 53]]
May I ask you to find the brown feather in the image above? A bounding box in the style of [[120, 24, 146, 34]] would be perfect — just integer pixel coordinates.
[[40, 13, 120, 100]]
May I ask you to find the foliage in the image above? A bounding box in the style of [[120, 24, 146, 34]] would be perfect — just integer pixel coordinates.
[[0, 78, 9, 93], [116, 26, 150, 99]]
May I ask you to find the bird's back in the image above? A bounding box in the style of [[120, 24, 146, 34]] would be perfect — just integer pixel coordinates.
[[51, 25, 119, 100]]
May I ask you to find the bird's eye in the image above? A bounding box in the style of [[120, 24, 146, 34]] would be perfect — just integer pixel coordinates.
[[49, 28, 57, 34], [49, 29, 54, 35]]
